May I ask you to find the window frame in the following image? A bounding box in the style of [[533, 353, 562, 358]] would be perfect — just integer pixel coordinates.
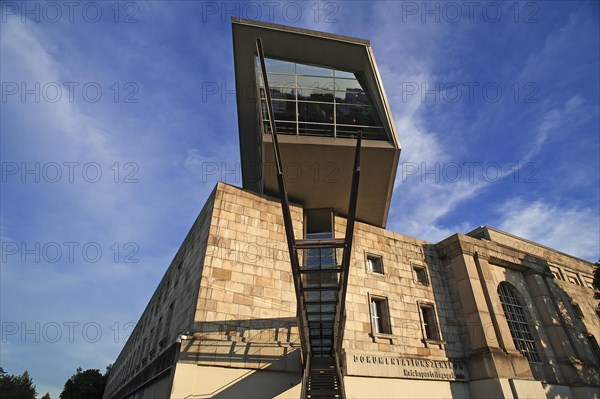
[[368, 294, 393, 337], [417, 301, 443, 346], [365, 253, 385, 275], [571, 302, 584, 319], [412, 264, 430, 286], [497, 282, 542, 363], [256, 56, 389, 141]]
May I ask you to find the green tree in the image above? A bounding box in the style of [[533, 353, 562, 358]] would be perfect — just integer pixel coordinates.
[[59, 367, 107, 399], [41, 393, 51, 399], [0, 367, 37, 399]]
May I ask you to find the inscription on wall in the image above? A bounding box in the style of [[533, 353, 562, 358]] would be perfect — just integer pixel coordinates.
[[347, 353, 469, 381]]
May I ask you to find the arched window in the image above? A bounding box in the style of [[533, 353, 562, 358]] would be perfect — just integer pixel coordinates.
[[498, 283, 541, 363]]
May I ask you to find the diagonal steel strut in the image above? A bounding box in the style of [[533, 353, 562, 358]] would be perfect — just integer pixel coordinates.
[[256, 37, 361, 399], [256, 38, 310, 359]]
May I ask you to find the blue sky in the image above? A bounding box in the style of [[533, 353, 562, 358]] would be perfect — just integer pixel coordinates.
[[1, 1, 598, 397]]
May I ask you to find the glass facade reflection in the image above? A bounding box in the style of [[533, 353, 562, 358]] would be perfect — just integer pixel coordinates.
[[257, 57, 388, 140]]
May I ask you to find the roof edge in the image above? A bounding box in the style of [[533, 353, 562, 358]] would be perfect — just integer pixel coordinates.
[[232, 17, 370, 46], [467, 225, 597, 265]]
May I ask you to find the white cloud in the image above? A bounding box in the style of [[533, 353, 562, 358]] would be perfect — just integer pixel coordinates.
[[498, 198, 599, 261], [522, 95, 587, 162]]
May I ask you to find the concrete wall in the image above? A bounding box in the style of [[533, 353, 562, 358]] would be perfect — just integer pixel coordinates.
[[344, 376, 470, 398], [106, 184, 600, 398], [170, 363, 301, 398]]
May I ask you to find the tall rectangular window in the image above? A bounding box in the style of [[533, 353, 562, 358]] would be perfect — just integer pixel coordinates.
[[370, 296, 391, 334], [498, 283, 541, 363], [420, 304, 440, 340]]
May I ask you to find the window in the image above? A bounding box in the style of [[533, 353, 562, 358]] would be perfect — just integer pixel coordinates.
[[303, 208, 335, 270], [498, 283, 541, 363], [571, 303, 584, 319], [586, 334, 600, 363], [305, 208, 333, 239], [413, 265, 429, 285], [419, 304, 440, 340], [257, 57, 388, 140], [366, 254, 384, 274], [370, 296, 392, 335]]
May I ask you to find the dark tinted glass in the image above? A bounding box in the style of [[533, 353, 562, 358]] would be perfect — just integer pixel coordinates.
[[298, 102, 333, 124]]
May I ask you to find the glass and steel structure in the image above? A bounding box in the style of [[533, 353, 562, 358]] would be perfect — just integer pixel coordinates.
[[302, 236, 338, 357], [256, 57, 388, 140], [498, 283, 541, 363]]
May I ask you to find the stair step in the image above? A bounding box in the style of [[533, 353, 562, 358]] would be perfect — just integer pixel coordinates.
[[307, 392, 341, 398]]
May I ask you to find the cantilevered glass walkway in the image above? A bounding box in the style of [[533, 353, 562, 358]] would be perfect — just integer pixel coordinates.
[[257, 57, 388, 141]]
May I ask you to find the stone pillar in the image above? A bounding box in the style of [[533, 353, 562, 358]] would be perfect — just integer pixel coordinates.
[[522, 257, 584, 386], [449, 251, 534, 382], [450, 253, 500, 353], [473, 254, 521, 358]]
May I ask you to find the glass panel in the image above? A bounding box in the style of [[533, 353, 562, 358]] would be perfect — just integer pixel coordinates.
[[321, 290, 336, 301], [322, 304, 335, 313], [305, 291, 320, 302], [308, 314, 321, 322], [265, 73, 296, 89], [321, 248, 335, 268], [270, 100, 296, 121], [422, 307, 438, 339], [335, 77, 365, 92], [321, 313, 334, 321], [334, 69, 356, 79], [301, 248, 337, 270], [303, 248, 321, 270], [298, 102, 334, 124], [298, 123, 334, 137], [264, 58, 295, 74], [337, 105, 382, 126], [335, 90, 371, 105], [269, 87, 296, 100], [296, 63, 333, 77], [363, 127, 387, 140], [306, 304, 320, 313], [304, 290, 337, 303], [297, 76, 335, 91], [298, 88, 334, 103], [371, 300, 380, 333], [301, 271, 339, 289]]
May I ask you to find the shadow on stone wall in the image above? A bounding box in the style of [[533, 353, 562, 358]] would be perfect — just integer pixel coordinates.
[[531, 254, 600, 388], [177, 317, 302, 397]]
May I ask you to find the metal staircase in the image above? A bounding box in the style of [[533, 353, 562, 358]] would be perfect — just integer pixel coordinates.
[[257, 39, 362, 399], [305, 357, 341, 398]]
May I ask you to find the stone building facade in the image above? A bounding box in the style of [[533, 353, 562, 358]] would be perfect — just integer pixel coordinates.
[[103, 182, 599, 399], [103, 18, 599, 399]]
